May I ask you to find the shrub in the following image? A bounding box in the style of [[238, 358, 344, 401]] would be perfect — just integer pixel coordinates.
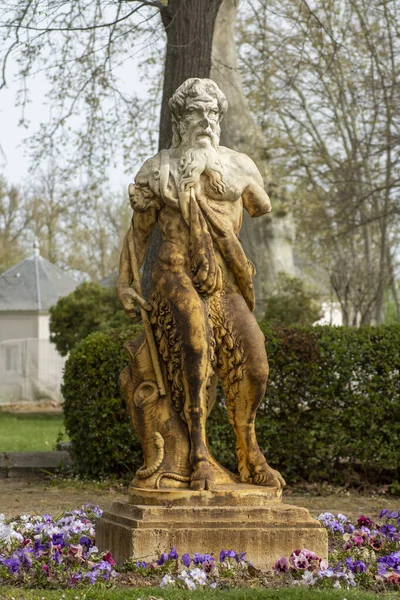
[[255, 324, 400, 484], [264, 273, 322, 326], [62, 326, 142, 478], [62, 323, 400, 484], [50, 282, 132, 356]]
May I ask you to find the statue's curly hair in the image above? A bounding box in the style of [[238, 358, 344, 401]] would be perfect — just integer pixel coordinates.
[[169, 78, 228, 147]]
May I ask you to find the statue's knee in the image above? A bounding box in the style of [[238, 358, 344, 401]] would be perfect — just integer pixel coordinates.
[[247, 359, 269, 389]]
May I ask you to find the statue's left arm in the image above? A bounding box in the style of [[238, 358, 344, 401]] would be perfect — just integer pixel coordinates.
[[241, 156, 272, 218]]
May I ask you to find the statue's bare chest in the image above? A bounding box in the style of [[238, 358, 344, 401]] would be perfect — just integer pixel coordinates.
[[168, 156, 243, 204]]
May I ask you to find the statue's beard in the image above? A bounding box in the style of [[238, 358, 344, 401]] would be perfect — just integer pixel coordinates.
[[178, 144, 226, 195]]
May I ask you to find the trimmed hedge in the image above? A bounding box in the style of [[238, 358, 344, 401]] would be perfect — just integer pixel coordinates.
[[62, 326, 143, 478], [63, 324, 400, 484]]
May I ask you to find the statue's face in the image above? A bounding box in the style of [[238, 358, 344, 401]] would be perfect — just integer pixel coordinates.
[[179, 96, 221, 149]]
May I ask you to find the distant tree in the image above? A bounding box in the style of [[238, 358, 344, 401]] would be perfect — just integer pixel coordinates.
[[49, 282, 131, 355], [0, 176, 30, 273], [239, 0, 400, 324], [264, 273, 322, 327]]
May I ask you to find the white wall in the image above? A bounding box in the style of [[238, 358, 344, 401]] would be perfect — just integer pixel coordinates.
[[0, 338, 65, 404], [0, 311, 64, 404], [314, 302, 343, 326], [0, 312, 39, 342], [38, 314, 51, 339]]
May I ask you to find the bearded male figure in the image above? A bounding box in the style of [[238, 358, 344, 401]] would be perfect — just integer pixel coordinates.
[[117, 78, 285, 493]]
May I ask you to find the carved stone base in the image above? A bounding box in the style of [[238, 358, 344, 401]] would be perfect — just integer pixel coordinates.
[[128, 483, 281, 506], [96, 493, 328, 569]]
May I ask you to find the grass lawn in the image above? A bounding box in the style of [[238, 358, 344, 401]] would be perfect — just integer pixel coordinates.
[[0, 412, 67, 452], [0, 588, 399, 600]]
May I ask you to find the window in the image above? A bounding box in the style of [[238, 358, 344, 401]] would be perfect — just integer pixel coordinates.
[[5, 345, 18, 372]]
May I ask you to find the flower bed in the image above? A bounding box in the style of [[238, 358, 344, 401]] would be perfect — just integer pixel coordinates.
[[0, 506, 399, 593]]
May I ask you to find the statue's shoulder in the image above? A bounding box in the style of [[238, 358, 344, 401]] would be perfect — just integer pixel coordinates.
[[218, 146, 261, 178], [135, 152, 162, 190], [131, 152, 163, 212]]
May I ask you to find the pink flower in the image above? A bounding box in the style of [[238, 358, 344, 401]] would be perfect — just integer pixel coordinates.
[[103, 552, 116, 566], [357, 515, 374, 528], [353, 535, 364, 546], [387, 573, 400, 586], [69, 544, 84, 561], [290, 550, 310, 570], [369, 536, 383, 551], [303, 549, 318, 561], [343, 539, 354, 551], [319, 559, 329, 570], [273, 556, 289, 573]]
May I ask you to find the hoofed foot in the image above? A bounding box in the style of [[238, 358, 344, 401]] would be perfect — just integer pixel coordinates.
[[190, 461, 214, 491], [251, 462, 286, 490]]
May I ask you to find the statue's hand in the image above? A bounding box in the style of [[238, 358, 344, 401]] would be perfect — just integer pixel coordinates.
[[192, 253, 210, 288], [117, 285, 151, 322], [192, 253, 221, 295]]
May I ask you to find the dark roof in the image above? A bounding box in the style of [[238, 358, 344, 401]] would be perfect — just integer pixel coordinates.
[[0, 252, 78, 312], [99, 272, 118, 288]]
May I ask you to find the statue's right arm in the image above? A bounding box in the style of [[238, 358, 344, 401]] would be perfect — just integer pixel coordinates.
[[116, 207, 157, 319]]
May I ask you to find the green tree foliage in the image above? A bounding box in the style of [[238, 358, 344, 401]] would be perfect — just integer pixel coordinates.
[[264, 273, 322, 326], [49, 282, 131, 356], [63, 323, 400, 484]]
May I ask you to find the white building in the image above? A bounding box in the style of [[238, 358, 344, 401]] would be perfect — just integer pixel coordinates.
[[0, 242, 77, 405]]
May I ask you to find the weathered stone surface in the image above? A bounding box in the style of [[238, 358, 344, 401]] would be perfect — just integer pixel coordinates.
[[96, 499, 328, 569], [128, 483, 281, 506], [0, 451, 72, 477]]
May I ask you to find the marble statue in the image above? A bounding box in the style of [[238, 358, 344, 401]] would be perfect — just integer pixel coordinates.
[[97, 78, 327, 568], [116, 77, 285, 493]]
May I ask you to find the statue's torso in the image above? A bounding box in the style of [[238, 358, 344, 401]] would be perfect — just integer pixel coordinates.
[[155, 148, 247, 286]]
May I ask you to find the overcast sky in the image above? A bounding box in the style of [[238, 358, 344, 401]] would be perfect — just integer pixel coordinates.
[[0, 52, 149, 191]]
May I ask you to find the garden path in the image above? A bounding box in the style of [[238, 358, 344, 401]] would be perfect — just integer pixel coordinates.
[[0, 477, 398, 520]]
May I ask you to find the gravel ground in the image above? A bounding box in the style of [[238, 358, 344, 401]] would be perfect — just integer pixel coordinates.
[[0, 476, 398, 521]]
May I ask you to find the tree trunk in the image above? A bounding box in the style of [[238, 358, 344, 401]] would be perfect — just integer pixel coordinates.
[[210, 0, 295, 315], [142, 0, 222, 297], [159, 0, 222, 150]]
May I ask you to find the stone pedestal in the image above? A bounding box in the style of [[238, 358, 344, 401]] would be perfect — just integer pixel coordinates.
[[96, 486, 327, 570]]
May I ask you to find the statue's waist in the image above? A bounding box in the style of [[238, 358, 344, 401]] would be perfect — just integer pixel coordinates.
[[158, 241, 189, 270], [156, 241, 238, 290]]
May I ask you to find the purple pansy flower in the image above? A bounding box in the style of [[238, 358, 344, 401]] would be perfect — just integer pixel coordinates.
[[136, 561, 147, 568], [193, 553, 213, 565], [219, 549, 236, 562], [156, 552, 169, 566], [182, 553, 191, 567], [2, 556, 20, 574], [79, 535, 92, 548], [345, 558, 366, 573], [380, 524, 397, 540], [52, 533, 65, 548]]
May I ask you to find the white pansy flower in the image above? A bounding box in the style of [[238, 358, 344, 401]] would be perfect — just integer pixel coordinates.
[[0, 523, 23, 544], [189, 568, 207, 585], [87, 546, 99, 557], [302, 570, 315, 585], [333, 580, 342, 589], [160, 574, 175, 588]]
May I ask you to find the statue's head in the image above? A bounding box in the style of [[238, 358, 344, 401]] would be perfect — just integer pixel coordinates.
[[169, 78, 228, 149]]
